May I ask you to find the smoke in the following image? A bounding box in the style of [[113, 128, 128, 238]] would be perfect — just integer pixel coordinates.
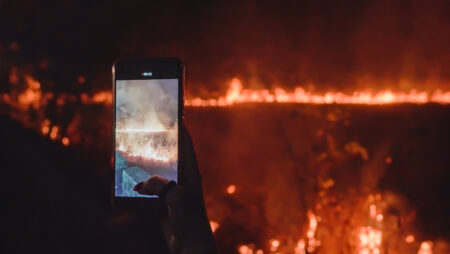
[[115, 79, 178, 130], [115, 79, 178, 164]]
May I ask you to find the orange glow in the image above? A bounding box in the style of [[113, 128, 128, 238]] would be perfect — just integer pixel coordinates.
[[385, 156, 392, 164], [295, 239, 306, 254], [3, 93, 10, 103], [185, 78, 450, 106], [41, 126, 50, 135], [41, 119, 51, 135], [75, 78, 450, 107], [77, 75, 86, 84], [92, 91, 112, 104], [418, 241, 433, 254], [357, 226, 382, 254], [227, 184, 236, 194], [209, 220, 220, 233], [370, 204, 377, 219], [405, 234, 415, 243], [238, 245, 254, 254], [17, 76, 43, 109], [49, 126, 59, 140], [269, 239, 280, 252], [116, 128, 177, 163], [81, 91, 112, 104], [305, 211, 320, 252], [375, 194, 382, 201], [376, 214, 383, 222], [62, 137, 70, 146]]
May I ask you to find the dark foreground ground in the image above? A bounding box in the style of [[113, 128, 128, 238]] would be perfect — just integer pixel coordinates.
[[2, 104, 450, 253]]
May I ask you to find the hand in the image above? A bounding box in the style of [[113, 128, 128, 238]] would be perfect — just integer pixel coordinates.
[[134, 126, 217, 254]]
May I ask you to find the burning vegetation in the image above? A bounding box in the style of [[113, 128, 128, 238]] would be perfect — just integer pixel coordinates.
[[115, 79, 178, 165], [2, 0, 450, 247], [1, 58, 449, 253], [186, 79, 450, 106]]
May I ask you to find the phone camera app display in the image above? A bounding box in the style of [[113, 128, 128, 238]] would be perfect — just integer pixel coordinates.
[[115, 79, 178, 197]]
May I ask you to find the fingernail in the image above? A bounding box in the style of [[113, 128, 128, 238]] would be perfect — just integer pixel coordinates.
[[134, 182, 143, 192]]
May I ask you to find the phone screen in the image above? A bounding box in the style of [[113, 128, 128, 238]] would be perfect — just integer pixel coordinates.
[[114, 79, 178, 198]]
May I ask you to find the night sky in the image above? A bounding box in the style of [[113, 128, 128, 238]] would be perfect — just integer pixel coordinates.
[[1, 0, 449, 95]]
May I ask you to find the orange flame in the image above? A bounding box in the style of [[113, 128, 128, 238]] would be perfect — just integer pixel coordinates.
[[418, 241, 433, 254], [186, 78, 450, 106], [358, 226, 382, 254], [17, 76, 43, 109], [61, 137, 70, 146], [49, 126, 59, 140], [226, 184, 236, 194], [269, 239, 280, 252], [80, 91, 112, 105], [405, 234, 415, 243], [209, 220, 220, 233], [305, 211, 321, 252]]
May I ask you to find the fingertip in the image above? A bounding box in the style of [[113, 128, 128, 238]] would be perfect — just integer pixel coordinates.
[[133, 182, 144, 192]]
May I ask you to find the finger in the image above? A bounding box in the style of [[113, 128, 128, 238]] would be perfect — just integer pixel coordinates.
[[180, 125, 202, 189], [134, 176, 183, 209], [135, 175, 169, 196]]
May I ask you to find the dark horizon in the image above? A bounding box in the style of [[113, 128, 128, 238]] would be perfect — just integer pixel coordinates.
[[1, 0, 449, 96]]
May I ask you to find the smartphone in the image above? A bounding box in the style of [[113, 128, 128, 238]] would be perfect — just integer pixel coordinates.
[[112, 58, 183, 208]]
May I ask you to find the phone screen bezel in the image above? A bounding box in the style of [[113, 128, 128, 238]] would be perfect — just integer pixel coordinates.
[[112, 58, 184, 210]]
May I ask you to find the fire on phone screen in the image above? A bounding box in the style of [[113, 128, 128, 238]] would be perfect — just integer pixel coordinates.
[[114, 79, 178, 197]]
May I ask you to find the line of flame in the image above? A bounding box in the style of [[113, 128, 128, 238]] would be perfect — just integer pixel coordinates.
[[185, 78, 450, 106], [116, 128, 167, 133]]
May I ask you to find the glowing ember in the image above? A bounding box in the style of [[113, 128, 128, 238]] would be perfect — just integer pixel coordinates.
[[17, 76, 43, 109], [61, 137, 70, 146], [238, 244, 254, 254], [41, 126, 49, 135], [294, 239, 306, 254], [375, 194, 382, 201], [80, 91, 112, 105], [226, 184, 236, 194], [186, 78, 450, 106], [209, 220, 219, 233], [418, 241, 433, 254], [357, 226, 382, 254], [356, 200, 385, 254], [305, 211, 320, 252], [269, 239, 280, 252], [405, 234, 415, 243], [49, 126, 59, 140], [376, 214, 383, 222], [370, 204, 377, 219], [385, 156, 392, 164]]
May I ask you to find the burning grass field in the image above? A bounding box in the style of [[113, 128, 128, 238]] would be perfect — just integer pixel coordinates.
[[185, 104, 450, 254], [1, 80, 449, 253]]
